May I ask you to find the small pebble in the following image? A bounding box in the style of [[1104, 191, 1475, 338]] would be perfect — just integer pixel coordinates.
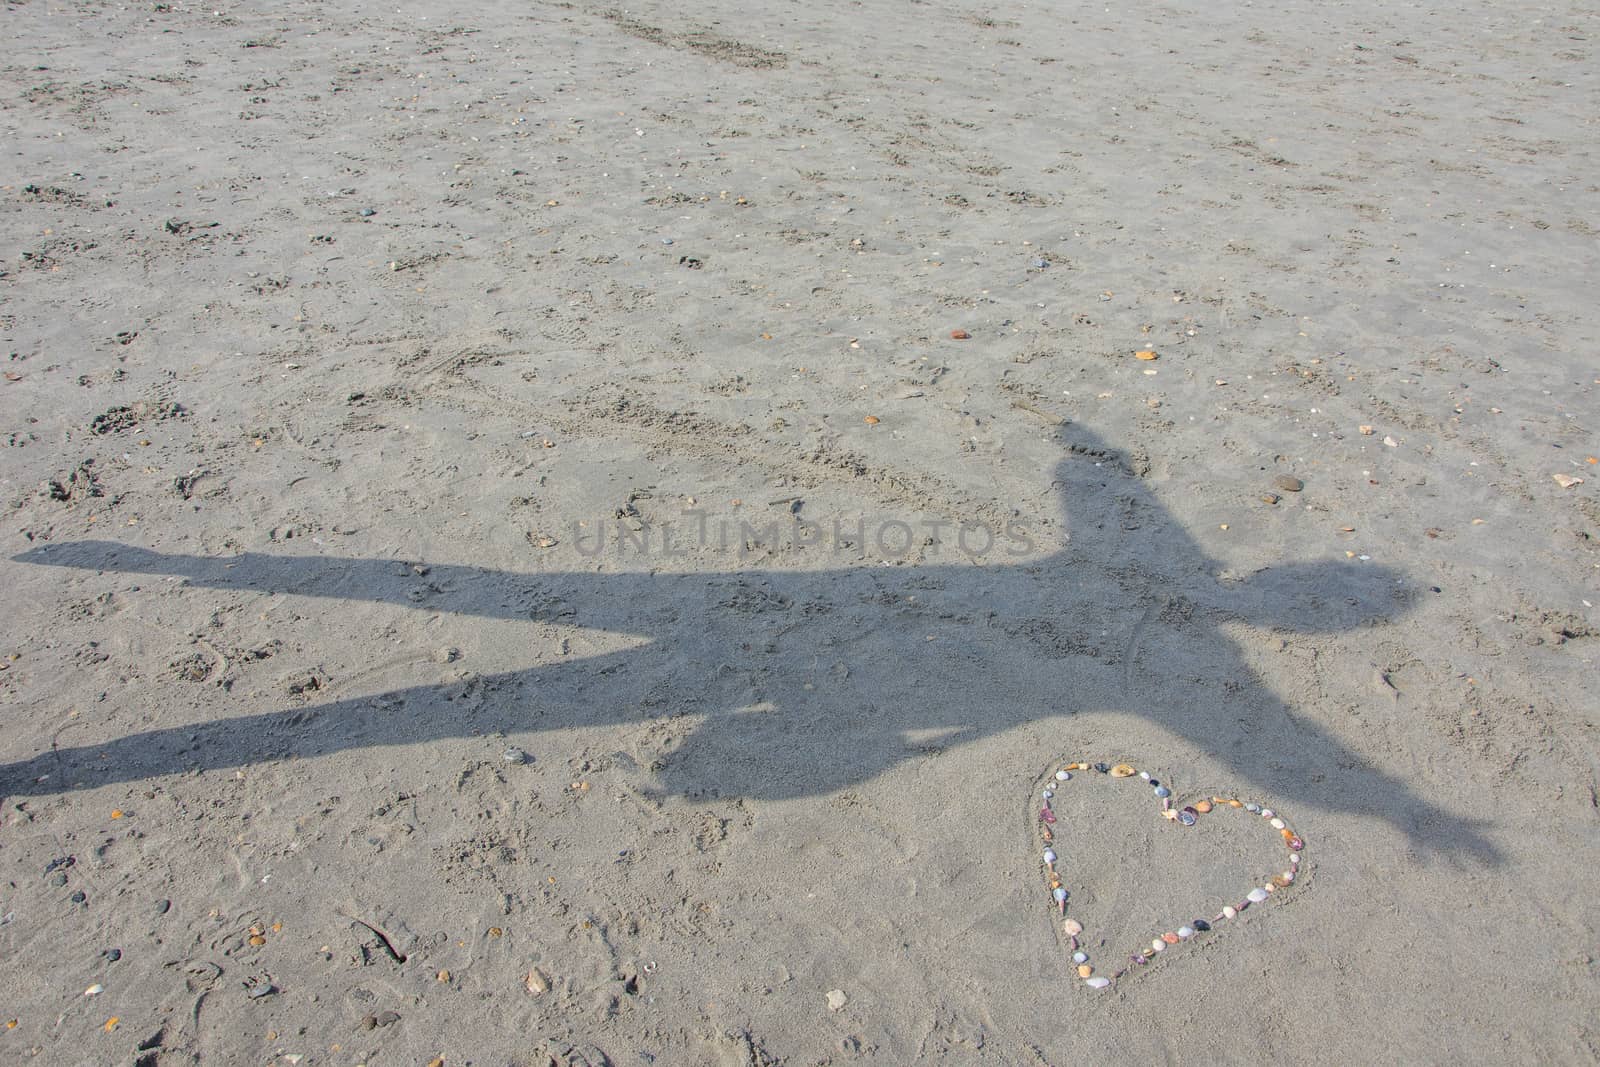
[[104, 949, 121, 963], [70, 891, 87, 905], [825, 989, 848, 1012], [1273, 475, 1304, 492], [1139, 771, 1151, 781], [1192, 919, 1211, 932], [358, 208, 376, 217], [1247, 887, 1269, 903], [1177, 926, 1195, 940], [1042, 788, 1053, 800], [1055, 770, 1070, 781]]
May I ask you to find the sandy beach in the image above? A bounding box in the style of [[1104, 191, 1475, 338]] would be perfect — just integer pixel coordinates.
[[2, 0, 1597, 1062]]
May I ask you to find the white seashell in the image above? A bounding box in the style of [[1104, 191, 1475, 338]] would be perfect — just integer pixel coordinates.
[[1085, 976, 1111, 989], [1073, 951, 1088, 963], [1222, 906, 1237, 919], [1260, 809, 1274, 819], [1043, 849, 1057, 865], [1042, 789, 1054, 800], [1139, 771, 1151, 780], [1247, 887, 1269, 903], [1062, 919, 1083, 936], [1281, 870, 1295, 883], [1055, 770, 1070, 781], [1289, 853, 1301, 864], [1150, 939, 1165, 952], [84, 984, 103, 996], [1269, 817, 1285, 830], [1177, 926, 1195, 940]]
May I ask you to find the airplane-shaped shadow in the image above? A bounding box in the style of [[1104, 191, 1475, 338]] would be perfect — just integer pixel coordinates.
[[6, 425, 1497, 861]]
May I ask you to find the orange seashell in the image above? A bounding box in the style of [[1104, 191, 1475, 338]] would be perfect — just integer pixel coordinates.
[[1272, 874, 1294, 888], [1280, 827, 1296, 841], [950, 329, 970, 339], [1194, 800, 1212, 814], [1050, 877, 1062, 889], [1228, 799, 1244, 808], [1110, 763, 1136, 778], [1041, 827, 1053, 842], [1078, 964, 1093, 978], [1135, 349, 1159, 360], [863, 415, 880, 425]]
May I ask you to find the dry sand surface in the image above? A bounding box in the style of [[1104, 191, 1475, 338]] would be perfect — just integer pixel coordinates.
[[2, 0, 1598, 1062]]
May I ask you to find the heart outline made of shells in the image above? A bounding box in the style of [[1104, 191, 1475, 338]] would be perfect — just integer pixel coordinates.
[[1034, 759, 1307, 991]]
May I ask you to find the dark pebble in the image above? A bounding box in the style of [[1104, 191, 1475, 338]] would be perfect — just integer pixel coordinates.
[[1273, 475, 1304, 493], [51, 872, 68, 887], [70, 890, 87, 904], [358, 208, 376, 217], [44, 856, 75, 876], [1094, 763, 1109, 773], [1193, 919, 1211, 932], [155, 899, 171, 914], [104, 948, 122, 962], [359, 1015, 378, 1031], [376, 1010, 401, 1027]]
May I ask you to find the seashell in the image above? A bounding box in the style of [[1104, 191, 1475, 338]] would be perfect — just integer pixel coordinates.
[[1043, 849, 1057, 865], [1053, 887, 1068, 904], [1222, 906, 1237, 920], [1132, 954, 1149, 965], [1063, 919, 1084, 936], [1042, 789, 1053, 800], [1095, 763, 1110, 773], [1078, 964, 1094, 978], [1194, 800, 1212, 813], [1287, 836, 1305, 851], [1041, 828, 1053, 842], [1154, 785, 1171, 798], [1248, 887, 1269, 903], [1162, 809, 1178, 821], [1177, 926, 1195, 940], [1055, 770, 1070, 781], [1140, 772, 1152, 782], [1273, 873, 1294, 888], [1289, 852, 1300, 864], [1040, 807, 1056, 824], [1085, 976, 1111, 989], [1150, 939, 1166, 953], [1050, 876, 1062, 889], [1110, 764, 1136, 778], [1192, 919, 1211, 932], [1269, 817, 1285, 830], [1177, 809, 1197, 826], [1073, 951, 1088, 963], [1245, 803, 1261, 813], [1161, 932, 1180, 945], [1261, 809, 1274, 819], [1228, 799, 1244, 808]]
